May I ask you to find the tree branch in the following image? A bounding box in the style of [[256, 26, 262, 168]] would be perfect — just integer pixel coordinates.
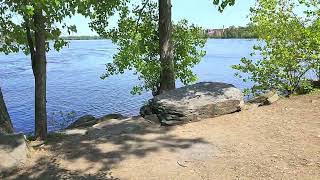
[[135, 0, 150, 33], [24, 15, 36, 75]]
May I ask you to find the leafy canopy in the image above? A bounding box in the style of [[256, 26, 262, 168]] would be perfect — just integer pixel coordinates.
[[232, 0, 320, 95], [0, 0, 86, 55], [90, 0, 207, 95]]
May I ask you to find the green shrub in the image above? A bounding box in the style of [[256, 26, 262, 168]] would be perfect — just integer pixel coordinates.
[[233, 0, 320, 96]]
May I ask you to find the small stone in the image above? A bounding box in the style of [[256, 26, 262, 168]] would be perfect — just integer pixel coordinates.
[[267, 91, 280, 104], [248, 91, 279, 106]]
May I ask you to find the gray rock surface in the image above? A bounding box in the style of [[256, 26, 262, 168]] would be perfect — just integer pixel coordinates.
[[67, 115, 96, 129], [67, 114, 127, 129], [90, 116, 160, 136], [144, 82, 243, 125], [97, 113, 127, 122], [0, 133, 29, 173]]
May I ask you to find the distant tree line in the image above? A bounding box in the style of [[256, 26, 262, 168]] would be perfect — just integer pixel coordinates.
[[62, 25, 257, 40], [204, 24, 257, 39], [61, 36, 104, 40]]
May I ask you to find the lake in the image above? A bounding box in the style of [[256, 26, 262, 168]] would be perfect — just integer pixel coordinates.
[[0, 39, 255, 133]]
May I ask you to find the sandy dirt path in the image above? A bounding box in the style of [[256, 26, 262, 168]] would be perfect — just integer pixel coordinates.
[[4, 93, 320, 180]]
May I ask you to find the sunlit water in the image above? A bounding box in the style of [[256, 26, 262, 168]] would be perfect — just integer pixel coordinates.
[[0, 39, 256, 133]]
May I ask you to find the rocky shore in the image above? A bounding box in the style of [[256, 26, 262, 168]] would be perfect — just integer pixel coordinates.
[[1, 82, 283, 176]]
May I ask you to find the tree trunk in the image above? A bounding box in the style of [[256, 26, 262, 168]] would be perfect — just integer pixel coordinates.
[[0, 87, 14, 134], [158, 0, 175, 94], [33, 9, 47, 140], [317, 62, 320, 82]]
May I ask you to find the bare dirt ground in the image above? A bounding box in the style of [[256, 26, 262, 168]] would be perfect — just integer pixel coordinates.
[[4, 93, 320, 180]]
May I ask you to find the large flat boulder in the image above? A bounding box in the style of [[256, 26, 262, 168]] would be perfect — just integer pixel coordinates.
[[143, 82, 243, 125], [0, 133, 29, 173]]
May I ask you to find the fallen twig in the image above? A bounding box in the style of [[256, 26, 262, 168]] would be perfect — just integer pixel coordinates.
[[177, 161, 188, 168]]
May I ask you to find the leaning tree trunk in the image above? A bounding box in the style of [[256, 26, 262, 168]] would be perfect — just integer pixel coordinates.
[[0, 87, 14, 134], [33, 9, 47, 140], [158, 0, 175, 94]]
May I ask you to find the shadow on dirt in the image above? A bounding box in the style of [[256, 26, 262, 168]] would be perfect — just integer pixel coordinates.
[[3, 117, 209, 179]]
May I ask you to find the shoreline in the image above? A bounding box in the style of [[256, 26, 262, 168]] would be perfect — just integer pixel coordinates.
[[3, 92, 320, 179]]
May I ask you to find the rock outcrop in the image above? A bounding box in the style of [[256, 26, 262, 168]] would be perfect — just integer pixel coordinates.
[[66, 115, 96, 129], [97, 114, 127, 122], [91, 116, 160, 136], [0, 133, 29, 173], [67, 114, 127, 129], [141, 82, 243, 125]]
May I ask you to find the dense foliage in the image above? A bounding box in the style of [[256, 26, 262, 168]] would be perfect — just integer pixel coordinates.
[[96, 1, 206, 95], [0, 0, 80, 54], [232, 0, 320, 96]]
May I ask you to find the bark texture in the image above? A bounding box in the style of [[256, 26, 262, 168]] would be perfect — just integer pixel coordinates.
[[158, 0, 175, 94], [33, 9, 47, 140], [0, 87, 14, 134]]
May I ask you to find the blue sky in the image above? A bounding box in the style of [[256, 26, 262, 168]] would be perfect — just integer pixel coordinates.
[[68, 0, 255, 36]]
